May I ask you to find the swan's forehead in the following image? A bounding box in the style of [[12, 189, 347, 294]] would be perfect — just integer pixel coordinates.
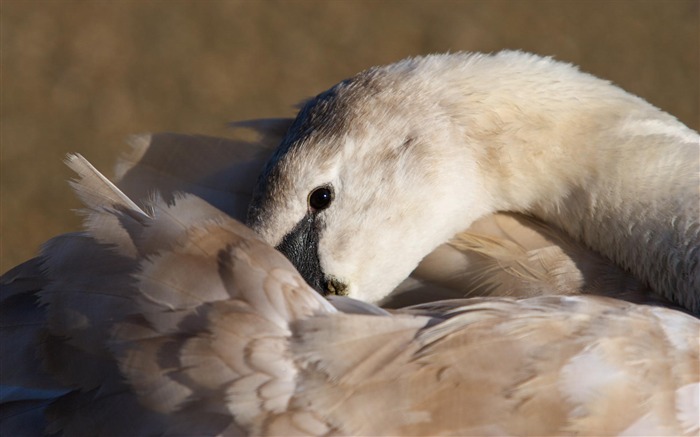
[[248, 70, 419, 240]]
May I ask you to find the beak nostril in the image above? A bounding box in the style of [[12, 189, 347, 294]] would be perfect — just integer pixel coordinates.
[[325, 278, 349, 296]]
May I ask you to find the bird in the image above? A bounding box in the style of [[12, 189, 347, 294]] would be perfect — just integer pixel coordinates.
[[1, 51, 698, 435], [246, 50, 700, 314], [1, 153, 698, 436]]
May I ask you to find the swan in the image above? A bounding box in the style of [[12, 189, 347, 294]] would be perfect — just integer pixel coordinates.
[[246, 50, 700, 313], [1, 154, 697, 435], [2, 51, 698, 435]]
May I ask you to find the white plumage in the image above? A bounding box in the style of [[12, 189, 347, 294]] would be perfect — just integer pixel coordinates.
[[1, 51, 698, 435], [248, 51, 699, 311]]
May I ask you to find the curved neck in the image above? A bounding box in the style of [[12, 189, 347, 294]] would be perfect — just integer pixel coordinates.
[[467, 93, 699, 313]]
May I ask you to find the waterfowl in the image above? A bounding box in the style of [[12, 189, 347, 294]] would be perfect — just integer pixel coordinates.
[[2, 51, 698, 435], [1, 155, 697, 435], [247, 51, 700, 313]]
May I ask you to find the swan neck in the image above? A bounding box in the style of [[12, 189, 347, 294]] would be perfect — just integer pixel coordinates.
[[477, 109, 699, 313]]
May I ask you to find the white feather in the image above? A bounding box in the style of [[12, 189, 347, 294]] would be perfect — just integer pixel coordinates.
[[1, 52, 698, 436]]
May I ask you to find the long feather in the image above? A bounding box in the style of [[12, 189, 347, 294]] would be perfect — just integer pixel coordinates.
[[2, 161, 697, 435], [386, 213, 663, 308], [66, 153, 149, 218], [2, 122, 696, 435]]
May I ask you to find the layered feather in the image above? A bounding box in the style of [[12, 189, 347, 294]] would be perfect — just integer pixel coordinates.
[[245, 51, 699, 311], [2, 155, 698, 435], [387, 213, 669, 308], [2, 52, 698, 434]]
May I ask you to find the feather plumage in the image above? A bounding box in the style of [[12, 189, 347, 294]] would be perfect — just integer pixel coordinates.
[[2, 52, 698, 435], [247, 51, 699, 312], [387, 213, 668, 307], [2, 154, 698, 436]]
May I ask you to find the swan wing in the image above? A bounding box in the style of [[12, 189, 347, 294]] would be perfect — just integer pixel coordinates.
[[290, 296, 699, 436], [111, 211, 700, 436], [386, 213, 665, 308], [1, 153, 333, 435], [2, 156, 698, 436], [87, 211, 700, 436]]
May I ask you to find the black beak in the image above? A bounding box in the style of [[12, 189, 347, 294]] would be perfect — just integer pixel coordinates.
[[275, 214, 327, 294], [275, 214, 350, 296]]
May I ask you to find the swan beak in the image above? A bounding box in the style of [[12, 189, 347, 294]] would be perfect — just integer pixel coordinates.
[[325, 277, 349, 296], [275, 214, 350, 296]]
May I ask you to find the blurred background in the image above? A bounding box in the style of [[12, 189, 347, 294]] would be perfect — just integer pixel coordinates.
[[2, 0, 698, 272]]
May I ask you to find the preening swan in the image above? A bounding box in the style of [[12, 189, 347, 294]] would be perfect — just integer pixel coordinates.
[[247, 51, 700, 313], [1, 154, 698, 436], [1, 51, 698, 435]]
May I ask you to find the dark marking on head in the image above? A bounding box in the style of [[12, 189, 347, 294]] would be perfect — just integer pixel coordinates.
[[247, 69, 388, 229], [275, 214, 326, 294]]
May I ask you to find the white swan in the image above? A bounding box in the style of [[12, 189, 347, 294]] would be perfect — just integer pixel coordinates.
[[2, 51, 698, 435], [246, 51, 699, 313], [1, 154, 697, 435]]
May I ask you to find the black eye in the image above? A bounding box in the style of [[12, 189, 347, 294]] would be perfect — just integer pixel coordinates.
[[308, 186, 333, 211]]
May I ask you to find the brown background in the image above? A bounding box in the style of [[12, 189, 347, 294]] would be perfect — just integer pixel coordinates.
[[2, 0, 698, 272]]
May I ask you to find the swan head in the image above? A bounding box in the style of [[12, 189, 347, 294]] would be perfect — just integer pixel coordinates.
[[247, 58, 492, 302]]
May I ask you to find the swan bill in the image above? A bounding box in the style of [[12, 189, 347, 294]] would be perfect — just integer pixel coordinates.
[[275, 213, 329, 294]]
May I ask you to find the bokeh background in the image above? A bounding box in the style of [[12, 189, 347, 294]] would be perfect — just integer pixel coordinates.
[[2, 0, 698, 272]]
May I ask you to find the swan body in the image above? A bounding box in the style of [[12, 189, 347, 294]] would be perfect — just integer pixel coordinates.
[[246, 51, 700, 312], [2, 52, 699, 434], [1, 154, 698, 436]]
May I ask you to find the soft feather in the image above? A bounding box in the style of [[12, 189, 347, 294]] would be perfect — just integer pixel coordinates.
[[388, 213, 668, 307], [247, 51, 699, 313], [2, 155, 698, 436], [2, 52, 698, 435]]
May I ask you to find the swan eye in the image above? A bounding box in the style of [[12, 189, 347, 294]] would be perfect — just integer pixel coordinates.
[[308, 186, 333, 212]]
